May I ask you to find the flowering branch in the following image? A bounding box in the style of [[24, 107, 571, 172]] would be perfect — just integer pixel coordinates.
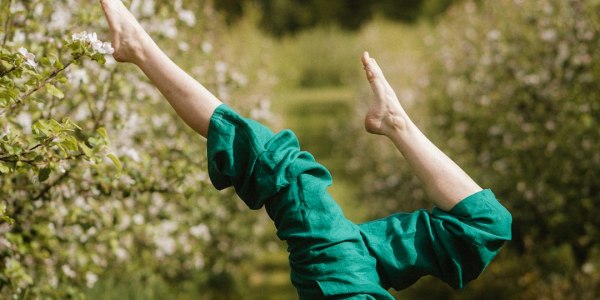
[[0, 137, 54, 164], [18, 60, 75, 103], [0, 58, 77, 116]]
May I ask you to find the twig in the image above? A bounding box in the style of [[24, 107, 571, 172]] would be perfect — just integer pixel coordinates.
[[0, 66, 16, 78], [0, 59, 77, 116], [93, 70, 116, 129], [0, 156, 35, 165], [0, 135, 54, 160], [17, 60, 74, 103], [33, 166, 73, 200]]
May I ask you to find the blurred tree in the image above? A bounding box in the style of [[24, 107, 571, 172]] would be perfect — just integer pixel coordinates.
[[342, 0, 600, 298], [214, 0, 457, 36]]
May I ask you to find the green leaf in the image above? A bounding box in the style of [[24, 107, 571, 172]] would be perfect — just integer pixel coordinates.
[[0, 162, 10, 173], [48, 119, 63, 132], [91, 53, 106, 65], [0, 203, 14, 225], [97, 127, 108, 139], [45, 83, 64, 99], [39, 57, 51, 67], [53, 60, 64, 69], [1, 60, 13, 69], [79, 142, 94, 158], [107, 153, 122, 177], [38, 167, 51, 182], [61, 135, 79, 152]]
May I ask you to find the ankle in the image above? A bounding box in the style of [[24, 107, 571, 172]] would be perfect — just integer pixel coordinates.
[[127, 34, 156, 66], [384, 114, 414, 138]]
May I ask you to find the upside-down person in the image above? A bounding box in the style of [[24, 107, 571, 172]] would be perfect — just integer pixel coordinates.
[[99, 0, 512, 298]]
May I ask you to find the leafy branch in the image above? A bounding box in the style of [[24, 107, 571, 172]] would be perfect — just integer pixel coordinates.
[[0, 55, 83, 116], [19, 60, 74, 104], [0, 65, 16, 78], [31, 68, 118, 201]]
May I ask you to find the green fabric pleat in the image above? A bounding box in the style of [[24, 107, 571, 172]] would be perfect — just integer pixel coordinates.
[[207, 104, 512, 299]]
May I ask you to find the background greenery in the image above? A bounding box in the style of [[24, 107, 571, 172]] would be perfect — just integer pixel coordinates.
[[1, 0, 599, 299]]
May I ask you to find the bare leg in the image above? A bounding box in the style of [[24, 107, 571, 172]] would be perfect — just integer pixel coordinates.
[[361, 52, 481, 211], [100, 0, 221, 137]]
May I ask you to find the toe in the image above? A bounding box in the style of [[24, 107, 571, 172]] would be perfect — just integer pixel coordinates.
[[362, 52, 385, 79], [362, 51, 370, 66]]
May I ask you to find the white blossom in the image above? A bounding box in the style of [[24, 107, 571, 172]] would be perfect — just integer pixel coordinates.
[[13, 31, 25, 44], [178, 41, 190, 51], [122, 147, 141, 162], [193, 255, 205, 269], [541, 29, 557, 42], [17, 47, 37, 68], [85, 272, 98, 288], [178, 9, 196, 27], [15, 112, 32, 134], [33, 3, 44, 17], [48, 6, 71, 31], [115, 247, 129, 261], [118, 215, 131, 231], [159, 220, 178, 234], [190, 224, 211, 241], [155, 236, 176, 256], [72, 31, 114, 55], [142, 0, 155, 16], [132, 214, 145, 225], [582, 262, 595, 275], [61, 265, 76, 278], [146, 19, 177, 38], [10, 2, 25, 13], [92, 40, 115, 55], [68, 69, 89, 84], [202, 42, 213, 54]]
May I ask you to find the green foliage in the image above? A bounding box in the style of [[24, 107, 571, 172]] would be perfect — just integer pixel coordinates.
[[3, 0, 598, 298], [424, 1, 600, 297], [344, 0, 600, 298], [273, 27, 360, 88], [1, 0, 276, 298], [215, 0, 458, 36]]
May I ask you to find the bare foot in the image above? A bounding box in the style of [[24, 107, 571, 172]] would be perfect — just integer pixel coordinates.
[[100, 0, 153, 63], [362, 51, 409, 136]]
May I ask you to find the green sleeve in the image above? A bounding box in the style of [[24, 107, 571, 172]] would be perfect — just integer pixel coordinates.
[[358, 189, 512, 290]]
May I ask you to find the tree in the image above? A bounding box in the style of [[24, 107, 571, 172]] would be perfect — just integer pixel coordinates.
[[215, 0, 457, 36], [344, 0, 600, 298], [1, 0, 275, 298]]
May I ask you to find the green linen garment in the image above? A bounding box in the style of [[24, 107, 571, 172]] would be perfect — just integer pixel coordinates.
[[207, 104, 512, 299]]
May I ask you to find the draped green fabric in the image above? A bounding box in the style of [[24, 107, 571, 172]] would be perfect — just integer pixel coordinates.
[[207, 104, 512, 299]]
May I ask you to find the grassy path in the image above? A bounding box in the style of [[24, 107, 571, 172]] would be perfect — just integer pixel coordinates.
[[247, 86, 365, 298], [271, 87, 367, 220]]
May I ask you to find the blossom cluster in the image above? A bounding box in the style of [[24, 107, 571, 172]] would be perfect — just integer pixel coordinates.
[[72, 31, 115, 55]]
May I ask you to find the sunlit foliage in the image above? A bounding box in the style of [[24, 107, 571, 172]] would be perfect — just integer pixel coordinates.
[[1, 0, 275, 298]]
